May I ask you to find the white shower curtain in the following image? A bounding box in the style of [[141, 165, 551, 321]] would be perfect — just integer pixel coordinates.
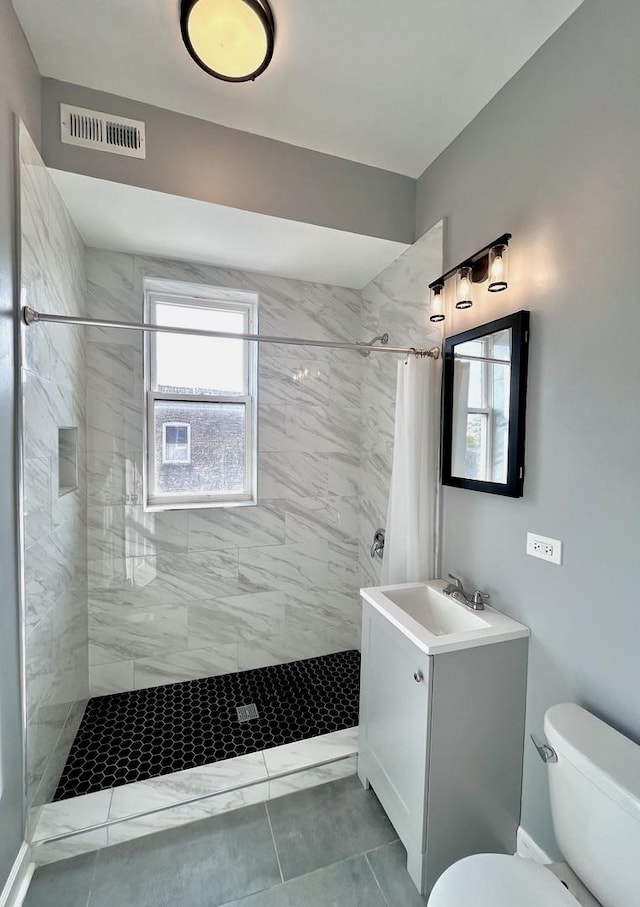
[[380, 356, 437, 585]]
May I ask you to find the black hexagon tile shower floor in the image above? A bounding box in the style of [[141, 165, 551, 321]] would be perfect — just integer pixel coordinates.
[[54, 649, 360, 801]]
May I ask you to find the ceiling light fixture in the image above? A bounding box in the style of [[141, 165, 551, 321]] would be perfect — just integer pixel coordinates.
[[429, 233, 512, 322], [180, 0, 275, 83]]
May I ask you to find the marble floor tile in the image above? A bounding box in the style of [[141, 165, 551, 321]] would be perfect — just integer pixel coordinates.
[[108, 752, 268, 820], [106, 781, 271, 847], [263, 728, 359, 777], [31, 829, 109, 866], [32, 790, 113, 841], [268, 755, 357, 800]]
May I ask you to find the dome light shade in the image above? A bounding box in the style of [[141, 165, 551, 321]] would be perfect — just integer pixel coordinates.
[[181, 0, 275, 83]]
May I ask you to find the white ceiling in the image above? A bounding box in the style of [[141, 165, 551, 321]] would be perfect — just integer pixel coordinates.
[[50, 169, 409, 288], [14, 0, 583, 177]]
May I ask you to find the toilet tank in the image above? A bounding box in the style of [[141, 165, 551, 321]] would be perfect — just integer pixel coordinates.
[[545, 704, 640, 907]]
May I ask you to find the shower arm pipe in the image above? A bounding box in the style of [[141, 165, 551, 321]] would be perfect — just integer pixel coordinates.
[[21, 306, 440, 359]]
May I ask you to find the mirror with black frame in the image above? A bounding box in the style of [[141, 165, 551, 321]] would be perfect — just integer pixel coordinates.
[[442, 310, 530, 497]]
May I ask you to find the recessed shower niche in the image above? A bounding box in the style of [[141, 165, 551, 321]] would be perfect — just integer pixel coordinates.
[[57, 426, 78, 496]]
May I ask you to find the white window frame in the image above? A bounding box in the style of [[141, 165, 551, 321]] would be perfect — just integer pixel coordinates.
[[162, 422, 191, 465], [143, 278, 258, 511]]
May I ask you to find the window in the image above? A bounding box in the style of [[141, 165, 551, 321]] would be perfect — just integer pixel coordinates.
[[162, 423, 191, 464], [143, 279, 258, 510], [457, 330, 511, 483]]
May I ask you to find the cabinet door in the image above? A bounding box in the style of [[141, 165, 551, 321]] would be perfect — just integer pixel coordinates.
[[360, 604, 431, 850]]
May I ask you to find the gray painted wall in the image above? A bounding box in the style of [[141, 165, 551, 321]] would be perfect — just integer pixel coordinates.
[[416, 0, 640, 855], [0, 0, 41, 889], [41, 79, 416, 245]]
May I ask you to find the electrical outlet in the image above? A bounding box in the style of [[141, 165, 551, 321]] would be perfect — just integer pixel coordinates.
[[526, 532, 562, 565]]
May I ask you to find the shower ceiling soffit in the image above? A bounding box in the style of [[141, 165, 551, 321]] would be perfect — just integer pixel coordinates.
[[12, 0, 585, 177], [49, 169, 410, 289]]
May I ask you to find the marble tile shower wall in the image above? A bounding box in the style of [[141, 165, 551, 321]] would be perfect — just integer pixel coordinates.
[[85, 251, 363, 695], [358, 225, 443, 588], [20, 124, 89, 827]]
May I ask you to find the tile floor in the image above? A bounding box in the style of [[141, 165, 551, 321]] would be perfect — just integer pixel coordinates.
[[56, 651, 360, 799], [32, 728, 359, 859], [25, 776, 426, 907]]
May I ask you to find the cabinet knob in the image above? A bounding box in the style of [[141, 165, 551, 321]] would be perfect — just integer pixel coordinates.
[[413, 670, 424, 683]]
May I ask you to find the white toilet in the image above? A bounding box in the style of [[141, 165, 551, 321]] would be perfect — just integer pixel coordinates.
[[428, 703, 640, 907]]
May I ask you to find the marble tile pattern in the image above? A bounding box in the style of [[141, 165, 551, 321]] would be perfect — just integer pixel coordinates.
[[358, 224, 444, 590], [30, 728, 358, 862], [20, 124, 89, 833], [85, 250, 365, 693]]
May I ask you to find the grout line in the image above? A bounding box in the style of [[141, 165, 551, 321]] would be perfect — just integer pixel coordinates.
[[364, 851, 391, 907], [264, 802, 285, 884], [105, 787, 114, 821], [84, 846, 101, 907]]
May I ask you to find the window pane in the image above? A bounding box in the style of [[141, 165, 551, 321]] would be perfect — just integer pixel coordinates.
[[465, 412, 488, 481], [153, 302, 247, 395], [153, 400, 246, 497]]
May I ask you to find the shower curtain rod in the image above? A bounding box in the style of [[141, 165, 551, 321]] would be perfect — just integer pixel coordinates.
[[21, 306, 440, 359]]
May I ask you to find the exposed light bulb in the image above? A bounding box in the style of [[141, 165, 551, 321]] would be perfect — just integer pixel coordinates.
[[492, 256, 504, 281]]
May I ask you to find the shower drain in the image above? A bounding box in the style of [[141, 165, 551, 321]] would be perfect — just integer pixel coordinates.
[[236, 703, 259, 723]]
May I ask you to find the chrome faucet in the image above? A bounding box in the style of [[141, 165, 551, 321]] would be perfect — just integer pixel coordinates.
[[442, 573, 490, 611]]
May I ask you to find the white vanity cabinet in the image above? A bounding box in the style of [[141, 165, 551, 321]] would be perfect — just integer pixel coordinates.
[[358, 582, 529, 897]]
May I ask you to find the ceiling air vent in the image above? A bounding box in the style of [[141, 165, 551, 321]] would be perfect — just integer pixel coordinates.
[[60, 104, 146, 159]]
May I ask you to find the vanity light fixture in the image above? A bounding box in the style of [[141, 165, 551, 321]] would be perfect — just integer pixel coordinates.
[[180, 0, 275, 83], [427, 233, 512, 321]]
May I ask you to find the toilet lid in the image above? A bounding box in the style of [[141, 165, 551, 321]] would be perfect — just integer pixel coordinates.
[[428, 854, 580, 907]]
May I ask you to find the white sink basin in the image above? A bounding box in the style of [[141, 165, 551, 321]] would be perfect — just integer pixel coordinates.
[[383, 584, 490, 635], [360, 580, 529, 655]]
